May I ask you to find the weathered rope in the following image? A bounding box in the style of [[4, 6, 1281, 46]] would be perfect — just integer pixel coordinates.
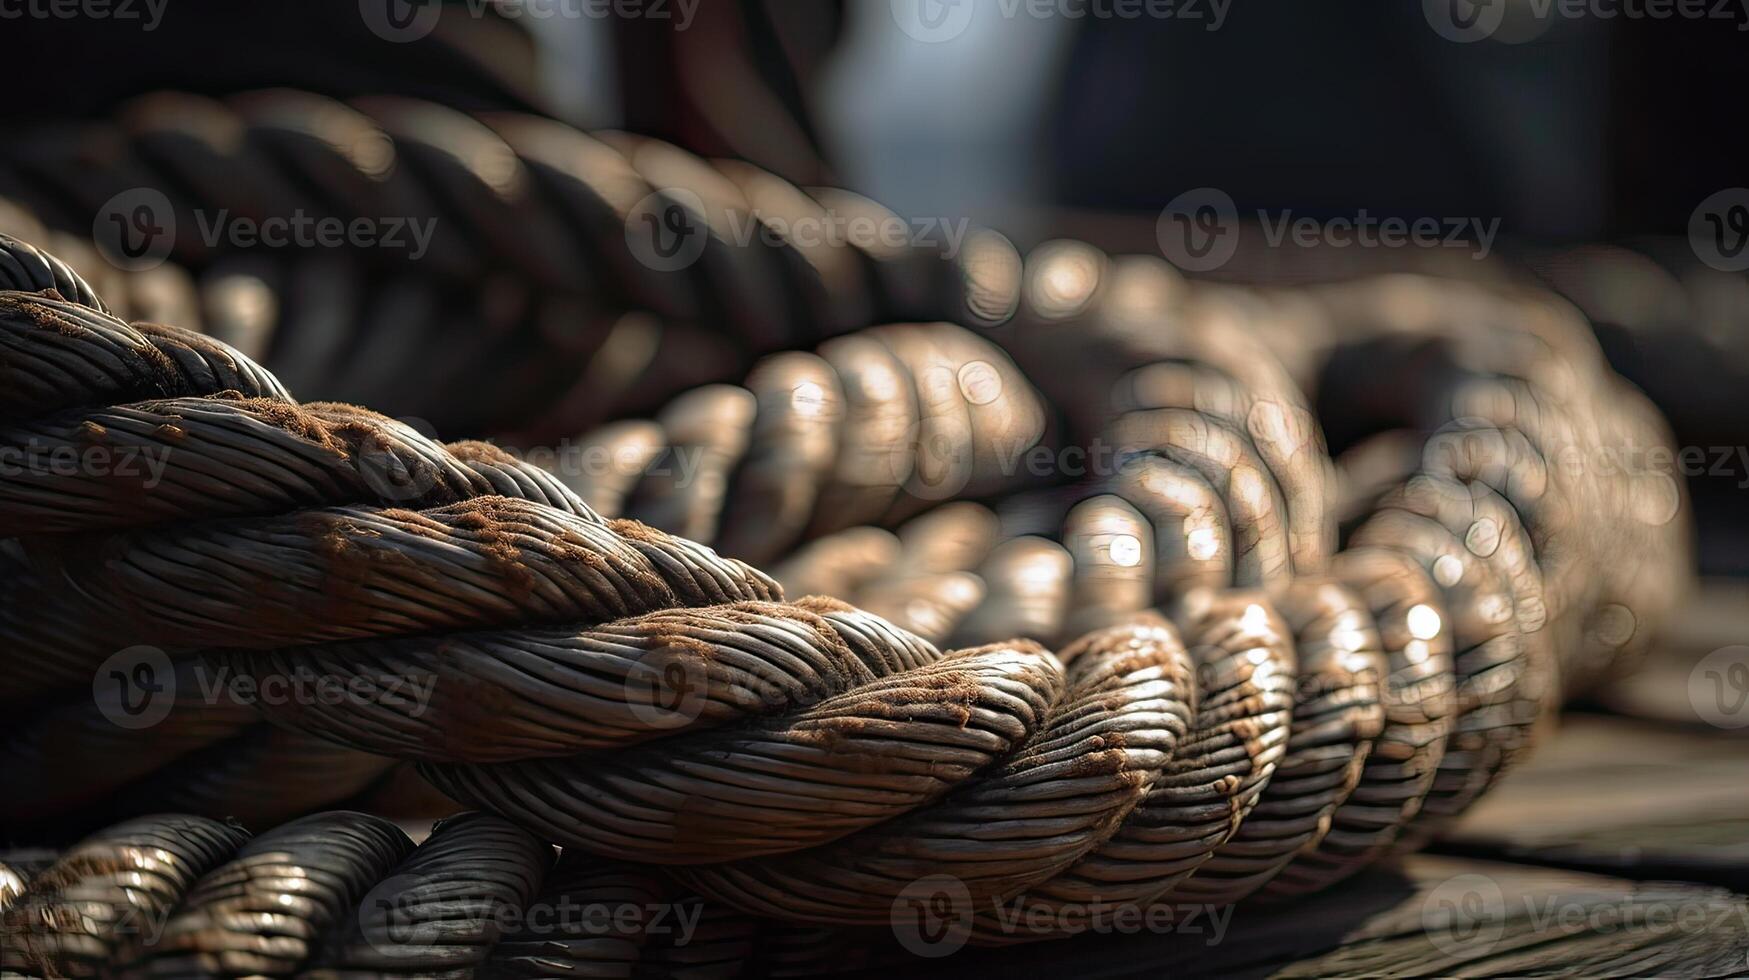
[[0, 233, 110, 313], [2, 90, 1022, 435], [552, 323, 1051, 565], [0, 233, 1687, 953], [0, 809, 786, 979], [0, 298, 1050, 833]]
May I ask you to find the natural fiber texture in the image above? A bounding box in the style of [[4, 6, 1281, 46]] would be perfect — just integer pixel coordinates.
[[1, 90, 1022, 435], [553, 324, 1050, 564], [1, 809, 913, 980], [0, 809, 759, 979], [0, 233, 110, 313], [0, 299, 1049, 834], [0, 234, 1689, 952]]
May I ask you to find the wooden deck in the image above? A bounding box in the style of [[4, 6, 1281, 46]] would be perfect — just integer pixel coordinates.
[[895, 711, 1748, 977]]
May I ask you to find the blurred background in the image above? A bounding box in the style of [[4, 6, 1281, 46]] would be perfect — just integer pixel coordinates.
[[4, 0, 1744, 574], [0, 6, 1745, 970]]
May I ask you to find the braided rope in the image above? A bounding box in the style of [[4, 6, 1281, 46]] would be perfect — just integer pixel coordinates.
[[0, 300, 1050, 833], [2, 90, 1022, 435], [0, 809, 791, 979], [0, 233, 1687, 954]]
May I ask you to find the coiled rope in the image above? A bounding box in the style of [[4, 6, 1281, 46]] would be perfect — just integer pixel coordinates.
[[1, 90, 1022, 435], [0, 232, 1687, 958], [1, 809, 811, 979], [0, 266, 1050, 831]]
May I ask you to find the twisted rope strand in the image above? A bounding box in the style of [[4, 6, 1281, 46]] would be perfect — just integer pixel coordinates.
[[0, 232, 1688, 960], [3, 90, 1024, 435]]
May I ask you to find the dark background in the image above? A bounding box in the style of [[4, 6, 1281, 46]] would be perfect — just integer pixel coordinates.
[[6, 0, 1744, 239], [3, 0, 1745, 571]]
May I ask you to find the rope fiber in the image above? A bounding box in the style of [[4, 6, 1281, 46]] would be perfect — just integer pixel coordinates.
[[0, 227, 1690, 974]]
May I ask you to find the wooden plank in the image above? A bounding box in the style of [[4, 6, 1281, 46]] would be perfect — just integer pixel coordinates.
[[1590, 578, 1749, 728], [1435, 714, 1749, 891], [869, 856, 1749, 979]]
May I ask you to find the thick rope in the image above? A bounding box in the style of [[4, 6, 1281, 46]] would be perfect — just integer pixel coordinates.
[[0, 303, 1051, 833], [0, 809, 783, 979], [2, 90, 1023, 435], [0, 234, 1688, 953]]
